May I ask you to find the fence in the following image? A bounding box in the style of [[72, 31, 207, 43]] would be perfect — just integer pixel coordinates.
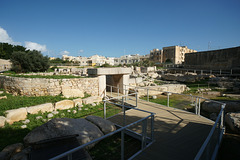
[[50, 87, 155, 160], [122, 84, 225, 160]]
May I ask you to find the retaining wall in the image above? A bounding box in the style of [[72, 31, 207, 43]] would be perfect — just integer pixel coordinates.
[[0, 75, 99, 97]]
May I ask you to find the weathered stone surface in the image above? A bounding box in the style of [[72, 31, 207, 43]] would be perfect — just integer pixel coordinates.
[[82, 96, 102, 104], [0, 96, 7, 100], [5, 108, 27, 124], [26, 103, 53, 114], [136, 84, 186, 97], [62, 89, 84, 98], [0, 116, 6, 127], [85, 116, 116, 135], [202, 101, 240, 113], [0, 76, 99, 97], [73, 98, 83, 107], [225, 112, 240, 134], [10, 147, 31, 160], [0, 143, 23, 160], [23, 118, 104, 146], [55, 100, 74, 110]]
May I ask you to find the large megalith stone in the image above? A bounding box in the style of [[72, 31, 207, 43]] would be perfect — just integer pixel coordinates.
[[82, 96, 102, 104], [202, 101, 240, 113], [86, 115, 116, 134], [5, 108, 27, 124], [62, 89, 84, 98], [23, 118, 104, 146], [0, 116, 6, 127], [225, 112, 240, 134], [26, 103, 54, 114], [0, 143, 23, 160], [73, 98, 83, 107], [55, 100, 74, 110]]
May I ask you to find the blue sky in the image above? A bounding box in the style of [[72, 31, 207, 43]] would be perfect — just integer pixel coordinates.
[[0, 0, 240, 58]]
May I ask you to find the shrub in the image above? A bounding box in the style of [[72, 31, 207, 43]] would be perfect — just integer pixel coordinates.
[[11, 50, 50, 73]]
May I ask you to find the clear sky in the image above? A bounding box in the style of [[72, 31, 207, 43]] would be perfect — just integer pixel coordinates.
[[0, 0, 240, 58]]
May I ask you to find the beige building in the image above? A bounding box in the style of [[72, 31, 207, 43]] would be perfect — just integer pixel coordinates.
[[0, 59, 12, 71], [163, 46, 196, 64], [150, 49, 163, 63], [150, 46, 196, 65]]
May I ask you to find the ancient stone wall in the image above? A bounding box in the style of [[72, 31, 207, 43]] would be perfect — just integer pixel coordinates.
[[0, 75, 99, 97], [184, 46, 240, 70]]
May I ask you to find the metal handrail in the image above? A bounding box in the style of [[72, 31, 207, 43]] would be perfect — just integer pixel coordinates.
[[51, 85, 155, 160], [194, 104, 225, 160], [125, 84, 226, 159]]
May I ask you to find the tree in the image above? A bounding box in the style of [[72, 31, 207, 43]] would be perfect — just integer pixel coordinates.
[[11, 50, 50, 73]]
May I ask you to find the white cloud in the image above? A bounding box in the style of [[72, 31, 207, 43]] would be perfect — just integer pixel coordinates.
[[60, 50, 70, 55], [78, 49, 84, 53], [0, 27, 21, 45], [25, 41, 47, 52]]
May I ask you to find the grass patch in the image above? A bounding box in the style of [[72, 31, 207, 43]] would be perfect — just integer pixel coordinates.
[[0, 93, 66, 116], [89, 132, 141, 159], [4, 74, 86, 79], [0, 92, 91, 116], [141, 95, 194, 111], [0, 103, 122, 150]]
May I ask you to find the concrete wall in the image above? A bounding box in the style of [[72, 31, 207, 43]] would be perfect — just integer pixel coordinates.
[[185, 46, 240, 70], [0, 75, 99, 97]]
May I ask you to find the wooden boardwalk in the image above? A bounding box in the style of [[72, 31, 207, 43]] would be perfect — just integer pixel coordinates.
[[107, 92, 214, 160]]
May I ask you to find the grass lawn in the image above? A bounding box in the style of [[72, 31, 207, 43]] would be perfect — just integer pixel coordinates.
[[141, 94, 194, 111], [3, 74, 86, 79], [0, 103, 122, 151]]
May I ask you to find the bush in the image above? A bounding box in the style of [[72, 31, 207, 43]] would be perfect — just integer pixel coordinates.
[[11, 50, 50, 73]]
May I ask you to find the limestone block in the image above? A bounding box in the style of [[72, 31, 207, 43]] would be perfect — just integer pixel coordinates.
[[26, 103, 54, 114], [86, 115, 116, 134], [0, 143, 23, 160], [5, 108, 27, 124], [82, 96, 102, 104], [225, 112, 240, 134], [23, 118, 104, 147], [0, 96, 7, 100], [55, 100, 74, 110], [62, 89, 84, 98], [73, 98, 82, 107], [0, 116, 6, 127]]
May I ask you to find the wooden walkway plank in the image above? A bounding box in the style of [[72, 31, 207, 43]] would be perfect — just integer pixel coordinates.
[[106, 92, 214, 160]]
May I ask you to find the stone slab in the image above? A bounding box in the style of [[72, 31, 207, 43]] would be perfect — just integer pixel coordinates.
[[55, 100, 74, 110], [5, 108, 28, 124], [26, 103, 54, 114]]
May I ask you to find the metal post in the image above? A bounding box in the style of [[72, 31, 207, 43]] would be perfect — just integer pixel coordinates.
[[201, 70, 203, 75], [122, 97, 125, 126], [167, 93, 169, 107], [142, 119, 147, 150], [147, 89, 149, 102], [231, 69, 232, 75], [195, 97, 198, 115], [121, 130, 125, 160], [220, 69, 221, 75], [151, 114, 154, 141], [118, 88, 119, 97], [67, 154, 72, 160], [104, 101, 106, 119], [136, 92, 138, 107], [210, 70, 212, 74], [110, 86, 112, 97], [198, 98, 201, 116]]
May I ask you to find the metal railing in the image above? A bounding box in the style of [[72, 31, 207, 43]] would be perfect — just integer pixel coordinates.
[[50, 86, 155, 160], [123, 84, 226, 160]]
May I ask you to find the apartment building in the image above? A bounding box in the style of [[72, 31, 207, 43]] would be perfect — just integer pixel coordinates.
[[150, 46, 197, 64], [114, 54, 142, 65]]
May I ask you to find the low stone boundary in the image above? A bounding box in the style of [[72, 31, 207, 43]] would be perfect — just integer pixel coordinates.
[[0, 96, 102, 127], [0, 75, 99, 97]]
